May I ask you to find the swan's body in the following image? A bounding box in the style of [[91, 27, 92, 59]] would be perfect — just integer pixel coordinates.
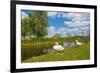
[[53, 42, 64, 51], [76, 40, 82, 45]]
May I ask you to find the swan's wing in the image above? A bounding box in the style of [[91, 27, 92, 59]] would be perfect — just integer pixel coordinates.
[[53, 45, 64, 51], [60, 45, 64, 50]]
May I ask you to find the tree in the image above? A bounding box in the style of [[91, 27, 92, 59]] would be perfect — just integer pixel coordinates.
[[21, 17, 30, 39], [28, 11, 48, 38], [21, 11, 48, 40]]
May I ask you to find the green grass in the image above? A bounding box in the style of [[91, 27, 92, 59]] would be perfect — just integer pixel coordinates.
[[22, 42, 90, 63]]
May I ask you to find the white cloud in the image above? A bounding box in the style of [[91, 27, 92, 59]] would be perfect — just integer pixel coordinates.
[[48, 12, 63, 18], [47, 26, 56, 37], [58, 27, 80, 33], [68, 28, 79, 32], [62, 12, 90, 29], [58, 26, 90, 37], [47, 26, 55, 31], [64, 20, 89, 28], [71, 21, 89, 27], [72, 13, 90, 22], [64, 21, 72, 25], [59, 27, 67, 32], [48, 12, 58, 17], [58, 27, 80, 36], [79, 26, 90, 31], [48, 12, 90, 22], [21, 11, 28, 19], [62, 12, 76, 19], [62, 12, 90, 21]]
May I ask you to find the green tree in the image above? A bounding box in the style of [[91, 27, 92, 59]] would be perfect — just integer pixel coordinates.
[[28, 11, 48, 38], [21, 17, 30, 39], [21, 11, 48, 39]]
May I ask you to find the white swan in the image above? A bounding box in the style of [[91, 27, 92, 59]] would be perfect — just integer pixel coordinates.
[[75, 40, 82, 46], [53, 42, 64, 51]]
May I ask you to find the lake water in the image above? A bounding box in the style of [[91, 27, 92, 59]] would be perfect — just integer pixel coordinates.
[[63, 42, 76, 48]]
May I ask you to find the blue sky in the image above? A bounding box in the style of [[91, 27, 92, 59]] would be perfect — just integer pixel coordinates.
[[21, 10, 90, 38]]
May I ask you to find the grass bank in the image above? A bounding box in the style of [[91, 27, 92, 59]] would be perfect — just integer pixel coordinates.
[[22, 42, 90, 63]]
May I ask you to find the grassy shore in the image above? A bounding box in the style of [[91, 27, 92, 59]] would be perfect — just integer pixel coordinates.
[[22, 42, 90, 63]]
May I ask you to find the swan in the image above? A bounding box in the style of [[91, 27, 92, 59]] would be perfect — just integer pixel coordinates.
[[75, 40, 82, 46], [53, 42, 64, 51]]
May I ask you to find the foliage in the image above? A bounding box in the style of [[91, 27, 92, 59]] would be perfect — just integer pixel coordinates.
[[21, 11, 48, 39], [21, 17, 31, 37]]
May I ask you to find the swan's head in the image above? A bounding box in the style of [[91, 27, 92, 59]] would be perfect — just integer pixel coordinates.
[[55, 42, 59, 45]]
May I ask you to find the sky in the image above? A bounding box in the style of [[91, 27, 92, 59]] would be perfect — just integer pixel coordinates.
[[21, 10, 90, 38]]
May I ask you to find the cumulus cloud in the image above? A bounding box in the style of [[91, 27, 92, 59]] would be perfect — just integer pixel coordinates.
[[47, 26, 56, 37], [57, 27, 81, 37], [48, 12, 90, 21], [48, 12, 58, 17], [64, 21, 90, 27], [47, 26, 55, 30], [48, 12, 63, 18], [59, 27, 79, 33], [62, 12, 90, 21], [58, 26, 89, 37], [62, 12, 76, 19], [64, 21, 72, 25], [63, 12, 90, 29]]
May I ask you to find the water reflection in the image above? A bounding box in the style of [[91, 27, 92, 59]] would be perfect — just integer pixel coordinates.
[[63, 42, 76, 48]]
